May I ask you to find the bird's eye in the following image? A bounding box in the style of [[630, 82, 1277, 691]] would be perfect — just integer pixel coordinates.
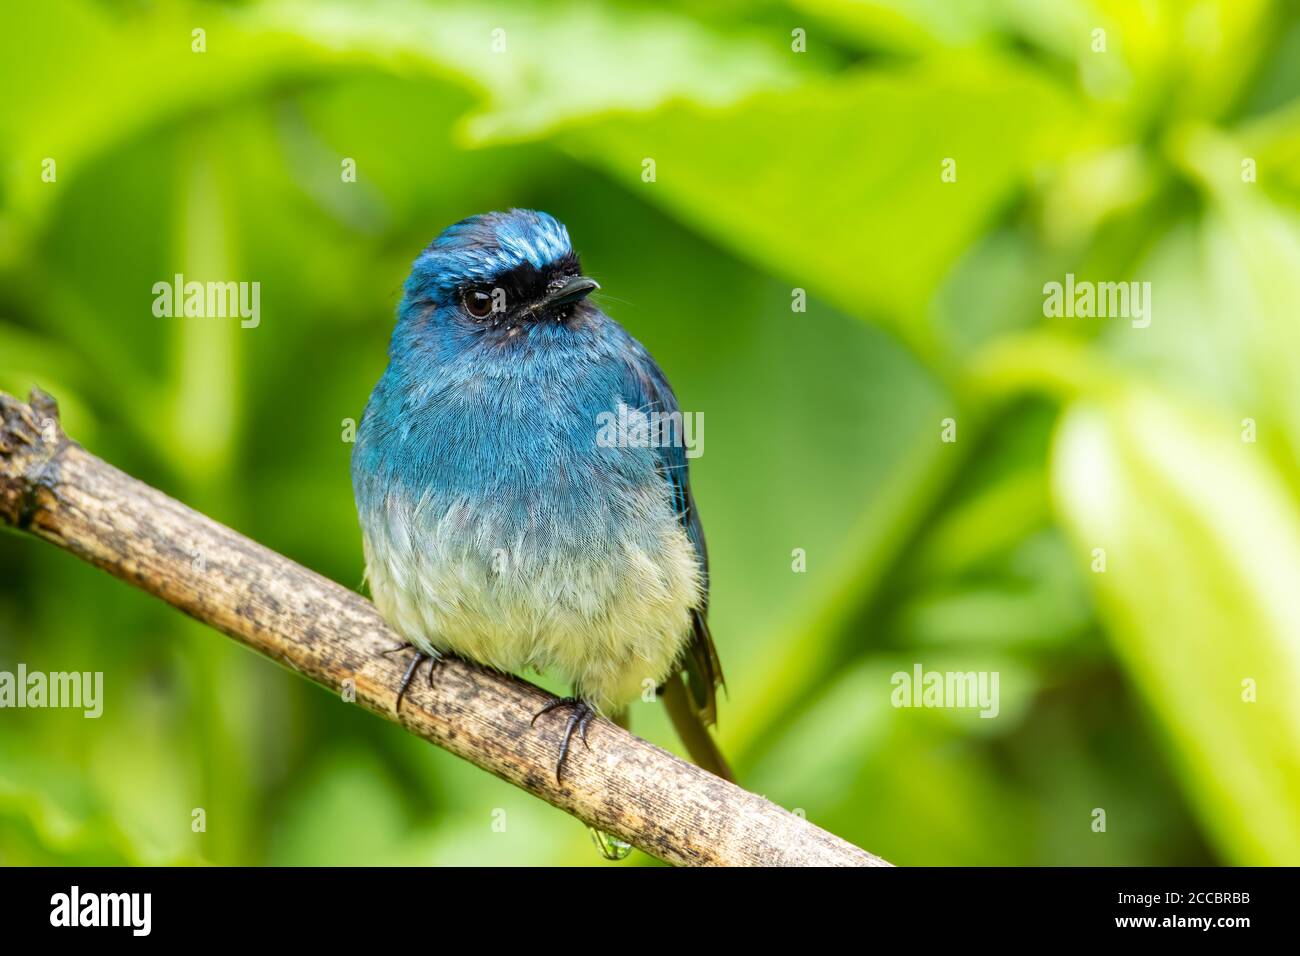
[[463, 289, 494, 318]]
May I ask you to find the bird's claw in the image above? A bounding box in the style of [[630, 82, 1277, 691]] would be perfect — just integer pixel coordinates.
[[383, 643, 443, 711], [531, 696, 596, 783]]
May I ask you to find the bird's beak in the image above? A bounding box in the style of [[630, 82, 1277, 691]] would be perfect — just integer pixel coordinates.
[[544, 276, 600, 308]]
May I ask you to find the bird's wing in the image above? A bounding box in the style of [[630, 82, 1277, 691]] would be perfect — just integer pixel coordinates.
[[616, 333, 725, 728]]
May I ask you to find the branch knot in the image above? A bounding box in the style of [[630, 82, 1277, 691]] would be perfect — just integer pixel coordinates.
[[0, 388, 72, 528]]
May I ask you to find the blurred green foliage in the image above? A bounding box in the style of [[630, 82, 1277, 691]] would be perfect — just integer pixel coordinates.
[[2, 0, 1298, 865]]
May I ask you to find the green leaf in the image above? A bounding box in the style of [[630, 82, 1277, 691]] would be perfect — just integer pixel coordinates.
[[788, 0, 1084, 54], [0, 0, 796, 232], [1052, 387, 1300, 864], [254, 0, 801, 145], [566, 55, 1081, 354]]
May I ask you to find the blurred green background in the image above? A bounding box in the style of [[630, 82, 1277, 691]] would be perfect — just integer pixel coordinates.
[[3, 0, 1300, 866]]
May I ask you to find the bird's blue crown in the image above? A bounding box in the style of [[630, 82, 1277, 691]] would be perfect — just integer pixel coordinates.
[[403, 208, 576, 305]]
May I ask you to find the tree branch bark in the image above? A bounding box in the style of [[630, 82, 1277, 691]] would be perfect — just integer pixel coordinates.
[[0, 388, 889, 867]]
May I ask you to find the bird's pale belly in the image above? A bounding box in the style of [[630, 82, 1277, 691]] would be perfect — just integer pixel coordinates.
[[360, 489, 702, 713]]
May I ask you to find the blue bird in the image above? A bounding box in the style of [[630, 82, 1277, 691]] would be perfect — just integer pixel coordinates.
[[352, 209, 729, 782]]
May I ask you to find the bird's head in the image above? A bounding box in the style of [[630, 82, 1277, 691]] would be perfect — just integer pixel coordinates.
[[398, 209, 600, 337]]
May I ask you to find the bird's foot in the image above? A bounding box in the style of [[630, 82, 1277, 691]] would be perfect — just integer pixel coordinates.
[[531, 696, 596, 783], [381, 642, 443, 712]]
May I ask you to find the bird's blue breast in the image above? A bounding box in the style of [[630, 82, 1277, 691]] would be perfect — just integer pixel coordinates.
[[353, 315, 660, 551]]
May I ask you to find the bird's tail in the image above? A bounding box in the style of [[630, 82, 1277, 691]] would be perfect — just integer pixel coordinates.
[[661, 673, 735, 782]]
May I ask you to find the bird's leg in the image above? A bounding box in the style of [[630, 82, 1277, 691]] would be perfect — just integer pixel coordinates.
[[381, 642, 443, 711], [531, 696, 597, 783]]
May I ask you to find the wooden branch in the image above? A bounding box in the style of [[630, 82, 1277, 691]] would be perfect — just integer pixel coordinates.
[[0, 388, 889, 867]]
